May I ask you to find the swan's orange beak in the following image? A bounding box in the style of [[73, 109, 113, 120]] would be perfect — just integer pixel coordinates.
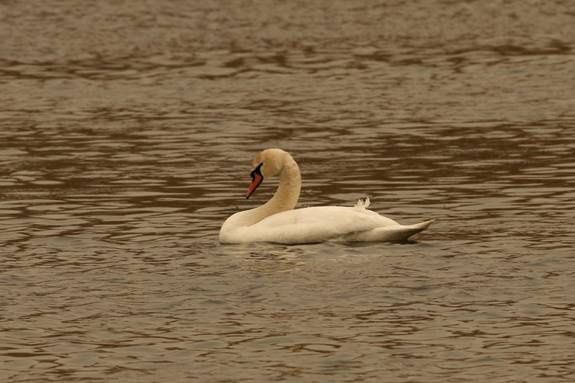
[[246, 163, 264, 199]]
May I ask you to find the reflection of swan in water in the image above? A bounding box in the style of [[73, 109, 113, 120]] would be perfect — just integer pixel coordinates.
[[219, 148, 434, 244]]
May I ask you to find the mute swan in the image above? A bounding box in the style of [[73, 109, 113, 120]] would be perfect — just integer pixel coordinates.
[[219, 148, 433, 244]]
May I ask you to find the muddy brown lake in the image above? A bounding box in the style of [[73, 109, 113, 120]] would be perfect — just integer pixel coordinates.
[[1, 1, 575, 382]]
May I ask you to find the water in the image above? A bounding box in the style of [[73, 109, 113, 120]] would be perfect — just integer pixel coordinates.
[[1, 1, 575, 382]]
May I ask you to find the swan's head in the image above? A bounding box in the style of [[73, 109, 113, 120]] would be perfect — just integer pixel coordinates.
[[246, 148, 289, 199]]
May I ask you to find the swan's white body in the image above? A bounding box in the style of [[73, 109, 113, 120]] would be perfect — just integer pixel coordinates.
[[219, 149, 433, 245]]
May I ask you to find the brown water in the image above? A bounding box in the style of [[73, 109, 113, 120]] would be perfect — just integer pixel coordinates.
[[2, 1, 575, 382]]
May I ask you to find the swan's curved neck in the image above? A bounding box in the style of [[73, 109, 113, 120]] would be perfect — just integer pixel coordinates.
[[252, 156, 301, 223]]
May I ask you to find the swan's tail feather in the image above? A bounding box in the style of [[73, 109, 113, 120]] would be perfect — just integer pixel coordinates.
[[383, 219, 435, 242], [407, 219, 435, 232], [345, 219, 435, 242]]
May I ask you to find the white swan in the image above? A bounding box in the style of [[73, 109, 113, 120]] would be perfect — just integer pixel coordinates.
[[219, 148, 433, 244]]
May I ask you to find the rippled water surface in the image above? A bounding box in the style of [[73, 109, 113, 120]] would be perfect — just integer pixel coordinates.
[[2, 1, 575, 382]]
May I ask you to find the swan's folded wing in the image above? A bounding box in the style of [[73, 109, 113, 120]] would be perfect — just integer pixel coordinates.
[[246, 206, 400, 244]]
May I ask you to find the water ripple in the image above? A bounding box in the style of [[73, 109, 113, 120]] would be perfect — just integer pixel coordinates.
[[2, 1, 575, 382]]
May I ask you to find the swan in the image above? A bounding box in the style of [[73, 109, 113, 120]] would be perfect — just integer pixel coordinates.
[[219, 148, 433, 244]]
